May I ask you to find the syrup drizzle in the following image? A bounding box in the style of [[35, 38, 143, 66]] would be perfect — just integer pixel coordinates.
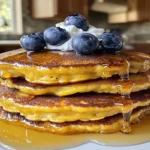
[[118, 52, 134, 133], [121, 110, 132, 133]]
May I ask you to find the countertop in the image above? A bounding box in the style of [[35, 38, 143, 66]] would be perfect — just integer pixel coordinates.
[[0, 40, 149, 55], [0, 40, 20, 46]]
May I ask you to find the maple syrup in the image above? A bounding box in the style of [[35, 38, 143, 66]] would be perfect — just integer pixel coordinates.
[[0, 115, 149, 150], [121, 110, 132, 133], [0, 50, 149, 149]]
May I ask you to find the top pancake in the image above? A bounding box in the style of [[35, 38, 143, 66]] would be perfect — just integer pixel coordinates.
[[0, 49, 149, 85]]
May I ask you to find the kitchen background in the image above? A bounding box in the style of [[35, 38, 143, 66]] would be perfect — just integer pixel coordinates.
[[0, 0, 150, 54]]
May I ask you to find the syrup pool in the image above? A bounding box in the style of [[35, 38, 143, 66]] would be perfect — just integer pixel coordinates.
[[0, 115, 150, 150]]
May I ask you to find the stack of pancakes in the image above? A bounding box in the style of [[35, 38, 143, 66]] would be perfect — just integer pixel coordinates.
[[0, 49, 149, 134]]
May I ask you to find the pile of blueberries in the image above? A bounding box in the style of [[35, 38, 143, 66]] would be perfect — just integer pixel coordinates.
[[20, 14, 123, 55]]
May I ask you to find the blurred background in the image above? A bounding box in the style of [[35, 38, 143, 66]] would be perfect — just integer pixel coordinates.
[[0, 0, 150, 54]]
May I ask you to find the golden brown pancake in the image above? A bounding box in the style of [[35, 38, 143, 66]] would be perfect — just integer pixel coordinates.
[[0, 84, 149, 122], [0, 49, 149, 85], [0, 106, 149, 134], [0, 72, 149, 96]]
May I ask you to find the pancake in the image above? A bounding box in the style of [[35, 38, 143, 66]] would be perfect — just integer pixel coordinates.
[[0, 72, 149, 96], [0, 49, 149, 85], [0, 106, 149, 134], [0, 84, 149, 122]]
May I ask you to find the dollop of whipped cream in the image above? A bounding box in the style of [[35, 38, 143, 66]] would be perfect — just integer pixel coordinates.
[[47, 22, 104, 51]]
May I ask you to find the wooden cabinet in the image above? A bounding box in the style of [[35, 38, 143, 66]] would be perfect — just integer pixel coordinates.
[[32, 0, 150, 23], [108, 0, 149, 23], [127, 0, 146, 22], [144, 0, 150, 21], [31, 0, 88, 19]]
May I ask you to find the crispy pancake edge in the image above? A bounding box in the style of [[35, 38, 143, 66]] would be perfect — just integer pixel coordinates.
[[0, 106, 149, 134]]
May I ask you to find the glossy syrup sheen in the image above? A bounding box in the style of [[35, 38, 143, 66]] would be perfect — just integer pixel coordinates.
[[0, 116, 150, 150], [0, 49, 135, 67], [0, 49, 149, 85]]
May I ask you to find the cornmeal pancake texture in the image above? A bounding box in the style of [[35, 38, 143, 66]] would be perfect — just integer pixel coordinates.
[[0, 84, 150, 122], [0, 72, 149, 96], [0, 106, 149, 134], [0, 49, 150, 135], [0, 49, 149, 85]]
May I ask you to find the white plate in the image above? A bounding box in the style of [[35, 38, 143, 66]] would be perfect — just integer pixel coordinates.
[[0, 142, 150, 150], [67, 142, 150, 150]]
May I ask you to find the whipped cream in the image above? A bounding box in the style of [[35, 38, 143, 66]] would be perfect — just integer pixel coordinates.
[[47, 22, 104, 51]]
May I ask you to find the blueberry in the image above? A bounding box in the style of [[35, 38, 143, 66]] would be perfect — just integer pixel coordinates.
[[72, 33, 99, 55], [35, 32, 44, 37], [64, 14, 89, 31], [20, 33, 46, 52], [44, 27, 70, 45], [99, 32, 123, 53]]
